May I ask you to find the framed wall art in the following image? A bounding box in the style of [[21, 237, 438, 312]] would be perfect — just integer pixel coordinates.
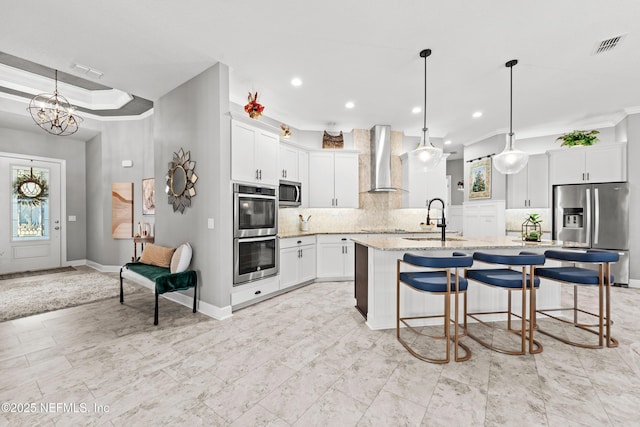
[[468, 157, 492, 199], [142, 178, 155, 215], [112, 182, 133, 238]]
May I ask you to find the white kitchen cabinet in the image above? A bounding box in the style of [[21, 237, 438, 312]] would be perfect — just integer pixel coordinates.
[[548, 143, 627, 185], [231, 120, 279, 186], [309, 151, 359, 208], [279, 143, 299, 181], [298, 150, 309, 208], [400, 152, 449, 208], [507, 154, 549, 208], [231, 275, 279, 307], [316, 234, 357, 280], [279, 236, 316, 290], [462, 201, 506, 238]]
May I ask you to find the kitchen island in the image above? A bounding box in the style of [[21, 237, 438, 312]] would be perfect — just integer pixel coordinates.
[[352, 236, 564, 330]]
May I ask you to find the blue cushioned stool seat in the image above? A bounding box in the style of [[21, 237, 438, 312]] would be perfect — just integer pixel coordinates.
[[535, 267, 614, 285], [399, 272, 468, 293], [397, 252, 473, 363], [534, 249, 619, 349], [464, 251, 545, 355], [466, 269, 540, 289]]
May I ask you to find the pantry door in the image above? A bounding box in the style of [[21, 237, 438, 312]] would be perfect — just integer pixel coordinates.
[[0, 153, 63, 274]]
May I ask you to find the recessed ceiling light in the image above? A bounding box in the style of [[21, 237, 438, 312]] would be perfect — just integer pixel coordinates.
[[412, 106, 421, 114], [444, 140, 452, 145], [291, 77, 302, 87], [345, 101, 355, 109], [472, 111, 483, 118]]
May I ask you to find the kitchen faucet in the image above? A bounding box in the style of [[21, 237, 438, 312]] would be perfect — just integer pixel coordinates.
[[426, 198, 447, 241]]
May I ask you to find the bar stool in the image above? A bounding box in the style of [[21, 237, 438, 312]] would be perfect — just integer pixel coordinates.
[[465, 251, 546, 355], [535, 249, 619, 348], [397, 252, 473, 363]]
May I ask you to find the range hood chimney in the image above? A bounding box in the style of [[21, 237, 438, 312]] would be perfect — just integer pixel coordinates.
[[369, 125, 396, 192]]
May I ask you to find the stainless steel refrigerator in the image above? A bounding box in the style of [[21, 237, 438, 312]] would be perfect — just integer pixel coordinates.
[[552, 182, 629, 285]]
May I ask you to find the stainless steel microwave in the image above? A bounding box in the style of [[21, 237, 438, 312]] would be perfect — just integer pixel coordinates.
[[279, 180, 302, 207]]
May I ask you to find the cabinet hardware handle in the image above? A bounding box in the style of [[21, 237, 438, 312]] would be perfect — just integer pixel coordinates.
[[297, 240, 302, 244], [341, 238, 347, 241], [255, 290, 262, 295], [335, 198, 338, 206], [256, 169, 259, 180], [259, 170, 262, 180], [285, 170, 287, 178], [587, 172, 589, 181], [582, 172, 585, 181], [344, 246, 348, 254]]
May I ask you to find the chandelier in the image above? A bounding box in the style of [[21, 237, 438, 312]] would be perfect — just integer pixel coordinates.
[[411, 49, 443, 169], [27, 70, 82, 136]]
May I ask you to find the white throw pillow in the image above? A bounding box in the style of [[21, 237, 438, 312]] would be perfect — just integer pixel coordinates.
[[170, 243, 193, 273]]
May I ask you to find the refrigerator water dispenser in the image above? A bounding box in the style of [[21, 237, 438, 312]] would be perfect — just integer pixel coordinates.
[[562, 208, 583, 229]]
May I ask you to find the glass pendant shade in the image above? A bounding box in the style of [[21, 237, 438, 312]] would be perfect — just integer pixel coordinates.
[[493, 132, 528, 174], [411, 48, 442, 169], [414, 129, 443, 169], [494, 59, 527, 175]]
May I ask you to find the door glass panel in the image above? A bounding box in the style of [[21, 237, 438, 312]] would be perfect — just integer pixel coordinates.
[[11, 165, 50, 240], [238, 197, 275, 230]]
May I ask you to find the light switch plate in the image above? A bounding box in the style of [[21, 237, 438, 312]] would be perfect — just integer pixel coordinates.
[[68, 215, 77, 222], [207, 218, 214, 229]]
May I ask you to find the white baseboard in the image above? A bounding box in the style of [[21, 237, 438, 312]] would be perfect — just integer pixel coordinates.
[[86, 260, 122, 273], [629, 279, 640, 289], [65, 259, 88, 267], [165, 291, 233, 320]]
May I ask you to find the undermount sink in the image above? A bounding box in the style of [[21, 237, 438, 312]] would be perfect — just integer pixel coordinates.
[[403, 237, 466, 242]]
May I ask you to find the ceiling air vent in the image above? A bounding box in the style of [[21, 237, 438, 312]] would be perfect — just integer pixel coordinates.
[[592, 34, 627, 55]]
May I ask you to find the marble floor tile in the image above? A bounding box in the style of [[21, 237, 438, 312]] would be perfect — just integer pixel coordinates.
[[204, 359, 296, 423], [257, 360, 342, 424], [228, 404, 289, 427], [0, 269, 638, 426], [293, 388, 368, 427], [357, 390, 427, 426]]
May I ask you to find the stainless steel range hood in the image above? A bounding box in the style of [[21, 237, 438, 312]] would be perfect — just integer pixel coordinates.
[[369, 124, 396, 192]]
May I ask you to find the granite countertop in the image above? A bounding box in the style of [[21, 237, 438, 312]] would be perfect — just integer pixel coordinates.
[[279, 229, 461, 239], [351, 235, 563, 251]]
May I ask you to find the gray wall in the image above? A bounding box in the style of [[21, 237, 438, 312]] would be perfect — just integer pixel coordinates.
[[154, 63, 232, 309], [446, 158, 464, 205], [85, 116, 154, 266], [0, 126, 87, 261]]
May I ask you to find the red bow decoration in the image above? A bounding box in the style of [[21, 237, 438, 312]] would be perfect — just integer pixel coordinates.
[[244, 92, 264, 119]]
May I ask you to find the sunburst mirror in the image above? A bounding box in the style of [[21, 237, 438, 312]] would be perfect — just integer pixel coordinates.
[[165, 148, 198, 213]]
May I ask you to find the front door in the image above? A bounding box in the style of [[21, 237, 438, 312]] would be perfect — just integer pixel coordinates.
[[0, 154, 62, 274]]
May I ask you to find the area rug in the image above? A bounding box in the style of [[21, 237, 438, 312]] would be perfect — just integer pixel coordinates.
[[0, 269, 142, 322], [0, 266, 76, 280]]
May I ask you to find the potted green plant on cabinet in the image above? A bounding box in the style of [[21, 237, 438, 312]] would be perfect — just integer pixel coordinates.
[[556, 129, 600, 147]]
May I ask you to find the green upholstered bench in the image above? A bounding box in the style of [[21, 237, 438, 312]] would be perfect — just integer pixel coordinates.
[[119, 243, 197, 325]]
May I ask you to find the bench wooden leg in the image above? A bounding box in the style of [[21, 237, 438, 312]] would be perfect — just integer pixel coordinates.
[[192, 281, 197, 313], [154, 289, 159, 326], [119, 267, 124, 304]]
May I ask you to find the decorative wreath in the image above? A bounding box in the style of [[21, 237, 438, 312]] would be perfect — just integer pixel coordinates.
[[13, 168, 49, 206], [244, 91, 265, 119]]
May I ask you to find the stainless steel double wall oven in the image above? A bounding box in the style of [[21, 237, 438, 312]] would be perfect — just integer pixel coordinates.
[[233, 183, 279, 285]]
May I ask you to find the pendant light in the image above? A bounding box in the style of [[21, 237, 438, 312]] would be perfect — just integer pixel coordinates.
[[493, 59, 528, 174], [412, 49, 442, 169]]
